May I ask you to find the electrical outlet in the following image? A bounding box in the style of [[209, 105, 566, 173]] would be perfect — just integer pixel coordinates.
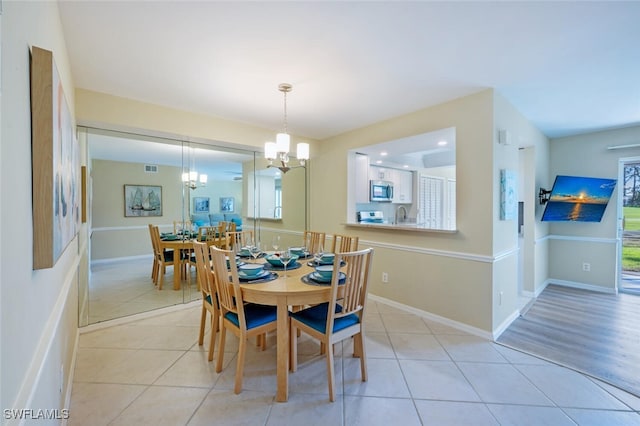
[[582, 262, 591, 272], [499, 291, 503, 306], [382, 272, 389, 283]]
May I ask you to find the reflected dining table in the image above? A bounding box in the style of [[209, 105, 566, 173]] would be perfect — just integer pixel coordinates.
[[159, 237, 222, 290], [239, 256, 332, 402]]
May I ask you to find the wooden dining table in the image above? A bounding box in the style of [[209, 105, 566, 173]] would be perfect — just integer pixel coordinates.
[[159, 236, 222, 290], [239, 256, 332, 402]]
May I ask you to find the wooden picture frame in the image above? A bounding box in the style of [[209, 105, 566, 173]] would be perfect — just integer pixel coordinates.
[[124, 184, 162, 217], [193, 197, 210, 213], [31, 46, 79, 269]]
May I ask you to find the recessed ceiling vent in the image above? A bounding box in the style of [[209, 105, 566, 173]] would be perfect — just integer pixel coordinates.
[[144, 164, 158, 173]]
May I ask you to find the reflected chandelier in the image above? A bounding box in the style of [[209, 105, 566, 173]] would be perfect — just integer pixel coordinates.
[[181, 146, 207, 189], [264, 83, 309, 173]]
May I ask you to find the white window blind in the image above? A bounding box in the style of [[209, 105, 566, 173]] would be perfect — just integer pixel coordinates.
[[418, 175, 444, 229]]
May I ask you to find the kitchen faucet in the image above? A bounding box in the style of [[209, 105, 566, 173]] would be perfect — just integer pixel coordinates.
[[395, 205, 408, 224]]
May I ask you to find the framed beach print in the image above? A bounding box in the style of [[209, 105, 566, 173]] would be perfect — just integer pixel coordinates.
[[124, 184, 162, 217], [220, 197, 234, 212], [31, 46, 80, 269], [193, 197, 210, 213]]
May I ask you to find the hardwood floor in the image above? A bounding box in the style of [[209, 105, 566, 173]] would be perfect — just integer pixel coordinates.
[[498, 284, 640, 397]]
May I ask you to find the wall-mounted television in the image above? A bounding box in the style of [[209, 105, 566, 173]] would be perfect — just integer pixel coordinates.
[[541, 175, 617, 222]]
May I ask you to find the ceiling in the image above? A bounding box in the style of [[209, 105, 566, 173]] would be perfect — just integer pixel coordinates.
[[59, 1, 640, 144]]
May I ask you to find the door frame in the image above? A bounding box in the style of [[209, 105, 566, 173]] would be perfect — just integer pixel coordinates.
[[617, 156, 640, 293]]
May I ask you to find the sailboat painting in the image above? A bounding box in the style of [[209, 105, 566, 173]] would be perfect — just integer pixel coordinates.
[[124, 185, 162, 217]]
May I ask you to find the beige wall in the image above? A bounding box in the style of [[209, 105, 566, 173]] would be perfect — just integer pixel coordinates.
[[548, 125, 640, 292], [1, 0, 81, 415]]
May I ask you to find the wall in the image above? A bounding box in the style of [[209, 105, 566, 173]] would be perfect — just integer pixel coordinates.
[[548, 125, 640, 292], [1, 1, 81, 420]]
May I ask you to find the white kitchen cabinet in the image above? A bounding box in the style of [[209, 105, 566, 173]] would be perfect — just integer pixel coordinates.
[[393, 170, 414, 203], [355, 153, 370, 203], [370, 165, 395, 182]]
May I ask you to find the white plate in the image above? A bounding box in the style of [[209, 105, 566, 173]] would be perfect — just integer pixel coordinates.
[[238, 269, 269, 279]]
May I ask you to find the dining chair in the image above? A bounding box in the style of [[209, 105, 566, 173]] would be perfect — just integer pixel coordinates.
[[330, 234, 359, 253], [227, 230, 254, 252], [148, 224, 176, 290], [197, 226, 216, 241], [148, 224, 160, 284], [192, 242, 219, 362], [209, 245, 278, 394], [290, 247, 374, 402], [173, 220, 192, 234], [303, 230, 326, 253]]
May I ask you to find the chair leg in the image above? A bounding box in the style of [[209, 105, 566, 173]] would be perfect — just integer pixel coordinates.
[[326, 339, 336, 402], [216, 325, 227, 373], [290, 322, 298, 372], [355, 332, 368, 382], [157, 265, 164, 290], [234, 336, 247, 394], [198, 305, 206, 346], [208, 314, 216, 362]]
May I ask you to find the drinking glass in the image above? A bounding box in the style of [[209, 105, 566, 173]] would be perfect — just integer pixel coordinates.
[[271, 235, 281, 253], [313, 244, 324, 266], [250, 241, 262, 263], [280, 248, 293, 277]]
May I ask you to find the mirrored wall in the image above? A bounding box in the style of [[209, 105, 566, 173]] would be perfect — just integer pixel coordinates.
[[79, 127, 307, 326]]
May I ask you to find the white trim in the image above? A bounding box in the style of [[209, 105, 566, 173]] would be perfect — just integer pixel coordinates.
[[492, 309, 520, 340], [368, 293, 493, 340], [91, 254, 152, 265], [92, 224, 172, 232], [10, 255, 79, 422], [494, 246, 519, 262], [359, 239, 495, 263], [546, 279, 617, 294], [547, 234, 617, 244], [79, 300, 201, 334], [61, 329, 79, 426]]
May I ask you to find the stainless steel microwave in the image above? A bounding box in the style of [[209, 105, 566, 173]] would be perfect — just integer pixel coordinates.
[[370, 180, 394, 202]]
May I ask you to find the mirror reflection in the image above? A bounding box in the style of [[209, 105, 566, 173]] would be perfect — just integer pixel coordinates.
[[81, 127, 306, 326], [349, 127, 456, 231]]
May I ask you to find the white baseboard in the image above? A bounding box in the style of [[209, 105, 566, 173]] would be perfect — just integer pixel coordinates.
[[368, 293, 493, 340], [545, 278, 617, 294], [492, 309, 520, 340]]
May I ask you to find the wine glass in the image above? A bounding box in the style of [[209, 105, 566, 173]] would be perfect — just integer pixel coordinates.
[[250, 241, 262, 263], [271, 235, 281, 253], [279, 248, 293, 277], [313, 243, 324, 266]]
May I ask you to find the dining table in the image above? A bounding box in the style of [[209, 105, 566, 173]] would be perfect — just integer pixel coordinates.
[[159, 234, 220, 290], [239, 254, 333, 402]]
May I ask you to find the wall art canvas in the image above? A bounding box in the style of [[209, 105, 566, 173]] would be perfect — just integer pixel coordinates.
[[31, 46, 79, 269], [124, 185, 163, 217], [193, 197, 210, 213], [500, 169, 517, 221], [220, 197, 234, 212]]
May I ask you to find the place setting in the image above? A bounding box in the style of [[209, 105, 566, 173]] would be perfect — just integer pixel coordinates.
[[301, 264, 346, 286], [235, 262, 278, 284]]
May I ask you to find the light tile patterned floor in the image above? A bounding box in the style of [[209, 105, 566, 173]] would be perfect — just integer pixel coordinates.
[[71, 260, 640, 425]]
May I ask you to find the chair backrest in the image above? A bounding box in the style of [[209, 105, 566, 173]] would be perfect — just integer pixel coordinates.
[[148, 224, 162, 258], [193, 242, 215, 300], [197, 226, 217, 241], [304, 230, 326, 253], [226, 221, 237, 233], [210, 246, 246, 328], [227, 230, 254, 251], [330, 234, 359, 253], [327, 248, 374, 331]]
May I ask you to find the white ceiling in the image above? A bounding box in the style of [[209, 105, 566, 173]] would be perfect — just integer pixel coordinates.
[[60, 1, 640, 143]]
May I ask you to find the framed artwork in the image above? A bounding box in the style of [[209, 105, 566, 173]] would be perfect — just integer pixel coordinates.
[[500, 169, 517, 221], [124, 184, 162, 217], [193, 197, 210, 213], [31, 46, 79, 269], [220, 197, 234, 212]]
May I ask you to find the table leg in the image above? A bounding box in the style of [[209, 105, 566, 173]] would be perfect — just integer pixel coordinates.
[[173, 254, 181, 290], [275, 297, 289, 402]]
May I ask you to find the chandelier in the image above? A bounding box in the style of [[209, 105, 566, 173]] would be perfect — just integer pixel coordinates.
[[181, 146, 207, 189], [264, 83, 310, 173]]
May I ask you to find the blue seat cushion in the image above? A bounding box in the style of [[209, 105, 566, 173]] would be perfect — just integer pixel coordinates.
[[224, 303, 277, 330], [162, 251, 175, 262], [289, 303, 360, 334], [191, 213, 210, 228]]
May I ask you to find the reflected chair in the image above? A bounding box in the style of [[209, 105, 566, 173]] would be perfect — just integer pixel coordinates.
[[173, 220, 192, 235], [193, 242, 219, 361], [330, 234, 359, 253], [210, 245, 278, 394], [197, 226, 217, 241], [303, 230, 326, 253], [290, 247, 374, 402], [148, 224, 176, 290], [227, 230, 254, 252]]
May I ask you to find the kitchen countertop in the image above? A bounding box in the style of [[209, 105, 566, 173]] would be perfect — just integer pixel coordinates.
[[346, 222, 457, 233]]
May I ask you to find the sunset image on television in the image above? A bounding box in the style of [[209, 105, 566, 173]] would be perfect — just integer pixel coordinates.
[[541, 175, 617, 222]]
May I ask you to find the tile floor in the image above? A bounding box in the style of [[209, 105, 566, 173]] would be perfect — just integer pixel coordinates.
[[70, 298, 640, 425]]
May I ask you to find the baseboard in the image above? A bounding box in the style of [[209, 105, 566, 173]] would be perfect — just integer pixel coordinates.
[[368, 293, 493, 340], [492, 309, 520, 340], [546, 278, 617, 294], [90, 254, 152, 266], [61, 329, 80, 426]]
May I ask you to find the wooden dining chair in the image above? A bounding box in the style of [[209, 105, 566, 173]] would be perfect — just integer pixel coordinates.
[[192, 242, 219, 362], [197, 226, 216, 241], [303, 230, 326, 253], [148, 225, 176, 290], [227, 230, 254, 252], [290, 247, 374, 402], [330, 234, 359, 253], [210, 245, 278, 394]]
